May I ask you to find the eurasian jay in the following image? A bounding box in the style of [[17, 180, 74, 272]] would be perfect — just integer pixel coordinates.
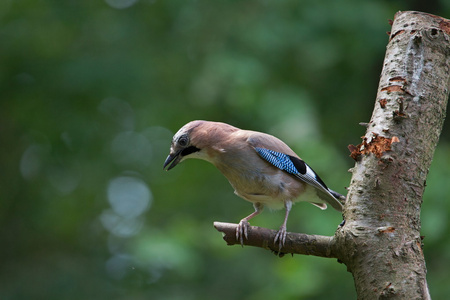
[[163, 120, 345, 250]]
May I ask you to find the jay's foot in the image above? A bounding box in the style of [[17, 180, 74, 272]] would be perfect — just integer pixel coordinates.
[[236, 219, 250, 246], [274, 225, 287, 251]]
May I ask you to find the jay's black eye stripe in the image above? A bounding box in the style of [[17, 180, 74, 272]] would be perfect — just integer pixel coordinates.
[[181, 146, 200, 156]]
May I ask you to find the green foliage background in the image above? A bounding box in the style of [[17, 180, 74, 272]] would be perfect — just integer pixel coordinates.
[[1, 1, 449, 299]]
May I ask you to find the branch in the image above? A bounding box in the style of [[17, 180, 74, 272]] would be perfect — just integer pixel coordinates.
[[213, 222, 337, 258]]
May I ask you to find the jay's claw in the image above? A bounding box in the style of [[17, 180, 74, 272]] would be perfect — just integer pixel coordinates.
[[274, 225, 287, 251], [236, 219, 250, 246]]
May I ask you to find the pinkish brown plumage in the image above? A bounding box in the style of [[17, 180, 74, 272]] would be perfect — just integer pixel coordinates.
[[164, 120, 344, 250]]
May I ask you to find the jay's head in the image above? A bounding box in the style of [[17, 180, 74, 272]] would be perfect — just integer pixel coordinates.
[[163, 120, 206, 171], [163, 120, 238, 170]]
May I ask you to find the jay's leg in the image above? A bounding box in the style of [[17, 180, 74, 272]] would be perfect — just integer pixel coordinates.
[[274, 200, 293, 251], [236, 202, 264, 246]]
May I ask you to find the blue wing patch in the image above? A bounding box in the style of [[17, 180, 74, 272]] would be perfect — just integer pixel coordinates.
[[254, 148, 299, 175], [254, 147, 328, 191], [254, 147, 344, 211]]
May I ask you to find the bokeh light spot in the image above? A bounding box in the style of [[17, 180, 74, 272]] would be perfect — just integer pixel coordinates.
[[110, 131, 152, 167], [107, 176, 151, 218], [100, 209, 144, 238], [105, 0, 139, 9], [105, 254, 132, 280], [98, 97, 135, 130], [19, 144, 48, 180], [47, 167, 79, 195]]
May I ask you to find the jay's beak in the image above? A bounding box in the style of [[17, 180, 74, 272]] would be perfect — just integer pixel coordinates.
[[163, 150, 182, 171]]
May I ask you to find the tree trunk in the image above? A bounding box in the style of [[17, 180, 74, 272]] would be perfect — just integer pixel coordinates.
[[335, 11, 450, 299], [215, 11, 450, 299]]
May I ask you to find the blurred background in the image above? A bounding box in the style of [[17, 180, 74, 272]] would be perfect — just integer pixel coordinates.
[[1, 0, 449, 299]]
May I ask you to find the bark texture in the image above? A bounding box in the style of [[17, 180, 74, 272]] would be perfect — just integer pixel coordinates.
[[214, 11, 450, 299], [214, 222, 338, 258], [336, 11, 450, 299]]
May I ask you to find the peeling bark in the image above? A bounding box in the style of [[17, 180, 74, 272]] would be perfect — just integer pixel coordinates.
[[335, 11, 449, 299], [214, 11, 450, 299]]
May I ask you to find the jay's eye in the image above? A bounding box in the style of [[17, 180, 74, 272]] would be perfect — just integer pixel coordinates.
[[178, 135, 189, 147]]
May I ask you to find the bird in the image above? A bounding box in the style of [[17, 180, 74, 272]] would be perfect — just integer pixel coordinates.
[[163, 120, 345, 250]]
